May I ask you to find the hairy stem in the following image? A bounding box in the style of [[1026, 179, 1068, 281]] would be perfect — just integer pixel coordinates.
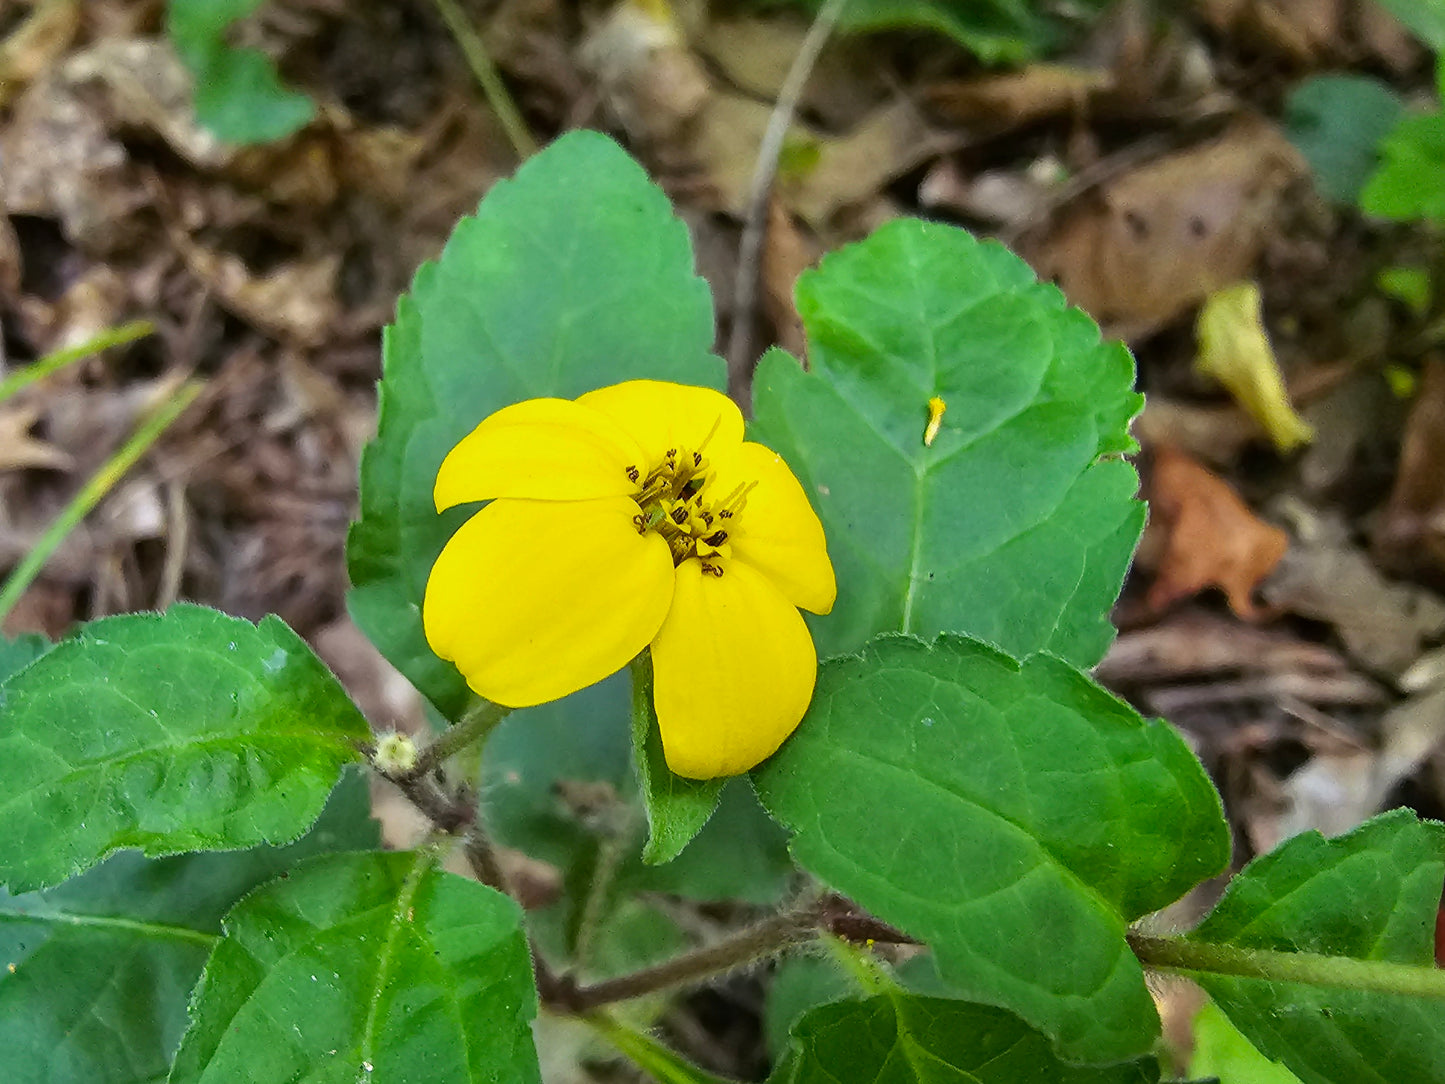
[[557, 895, 825, 1011], [1129, 932, 1445, 1000], [412, 697, 511, 778]]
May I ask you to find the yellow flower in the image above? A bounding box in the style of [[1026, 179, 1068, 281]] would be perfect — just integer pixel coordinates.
[[422, 380, 835, 779]]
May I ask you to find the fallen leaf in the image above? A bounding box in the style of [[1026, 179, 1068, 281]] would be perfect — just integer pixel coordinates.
[[175, 237, 340, 346], [926, 63, 1112, 127], [1194, 0, 1342, 63], [782, 100, 959, 230], [579, 0, 710, 148], [1133, 396, 1262, 467], [1028, 116, 1304, 338], [1195, 281, 1315, 452], [0, 0, 80, 108], [759, 195, 814, 359], [1374, 357, 1445, 578], [1264, 502, 1445, 676], [1099, 608, 1350, 686], [1140, 443, 1290, 617], [0, 404, 73, 472]]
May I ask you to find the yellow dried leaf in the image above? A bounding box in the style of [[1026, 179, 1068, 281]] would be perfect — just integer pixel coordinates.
[[1194, 281, 1314, 453]]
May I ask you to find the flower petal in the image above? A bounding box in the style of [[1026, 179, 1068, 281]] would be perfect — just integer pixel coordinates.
[[651, 558, 817, 778], [435, 398, 647, 511], [424, 496, 674, 706], [577, 380, 744, 467], [711, 442, 835, 614]]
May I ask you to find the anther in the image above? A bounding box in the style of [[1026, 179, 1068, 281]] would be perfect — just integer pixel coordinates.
[[626, 465, 640, 483], [700, 562, 724, 577], [692, 451, 702, 466], [704, 530, 728, 546], [670, 506, 689, 525]]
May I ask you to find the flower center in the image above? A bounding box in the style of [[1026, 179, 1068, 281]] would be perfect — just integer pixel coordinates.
[[628, 444, 752, 572]]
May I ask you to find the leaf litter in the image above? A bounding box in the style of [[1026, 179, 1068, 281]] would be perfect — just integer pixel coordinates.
[[2, 0, 1445, 1074]]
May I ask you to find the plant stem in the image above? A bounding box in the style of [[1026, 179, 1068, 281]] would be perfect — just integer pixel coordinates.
[[1129, 932, 1445, 1001], [0, 377, 201, 625], [0, 320, 153, 404], [581, 1011, 737, 1084], [428, 0, 537, 161], [559, 896, 825, 1011], [412, 697, 511, 778]]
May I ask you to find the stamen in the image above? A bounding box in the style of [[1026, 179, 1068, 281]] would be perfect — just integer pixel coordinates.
[[626, 465, 640, 483], [704, 530, 728, 546]]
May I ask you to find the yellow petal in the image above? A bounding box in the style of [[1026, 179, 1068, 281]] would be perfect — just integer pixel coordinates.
[[423, 496, 674, 706], [711, 442, 835, 614], [651, 558, 817, 778], [577, 380, 744, 466], [435, 398, 647, 511], [1194, 282, 1314, 454]]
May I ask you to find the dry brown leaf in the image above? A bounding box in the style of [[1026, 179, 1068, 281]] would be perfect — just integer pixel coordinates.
[[0, 404, 73, 473], [698, 15, 886, 128], [1133, 397, 1261, 467], [580, 0, 710, 148], [1374, 358, 1445, 578], [0, 58, 148, 253], [1194, 0, 1340, 62], [176, 238, 340, 346], [1194, 281, 1314, 452], [926, 64, 1112, 127], [1140, 443, 1289, 617], [782, 100, 958, 230], [1028, 117, 1303, 338], [759, 195, 814, 359], [0, 0, 80, 107], [1098, 608, 1349, 686], [1265, 503, 1445, 675]]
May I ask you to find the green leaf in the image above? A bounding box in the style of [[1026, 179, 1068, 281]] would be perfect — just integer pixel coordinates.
[[1188, 1001, 1304, 1084], [774, 993, 1160, 1084], [630, 653, 724, 865], [1361, 108, 1445, 225], [0, 632, 48, 683], [752, 634, 1228, 1064], [0, 770, 378, 1084], [752, 219, 1143, 669], [169, 850, 541, 1084], [347, 129, 722, 719], [166, 0, 315, 144], [817, 0, 1108, 63], [1284, 75, 1404, 203], [1190, 809, 1445, 1084], [1378, 266, 1433, 316], [764, 952, 953, 1059], [0, 603, 369, 892]]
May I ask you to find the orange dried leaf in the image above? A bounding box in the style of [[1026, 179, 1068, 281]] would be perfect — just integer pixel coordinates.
[[1144, 444, 1289, 618]]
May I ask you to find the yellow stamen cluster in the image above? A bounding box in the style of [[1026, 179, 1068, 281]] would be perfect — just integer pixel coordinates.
[[629, 445, 752, 572]]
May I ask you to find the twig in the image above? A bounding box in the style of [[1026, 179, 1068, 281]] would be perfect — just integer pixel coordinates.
[[429, 0, 538, 161], [723, 0, 849, 378], [552, 895, 826, 1011]]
